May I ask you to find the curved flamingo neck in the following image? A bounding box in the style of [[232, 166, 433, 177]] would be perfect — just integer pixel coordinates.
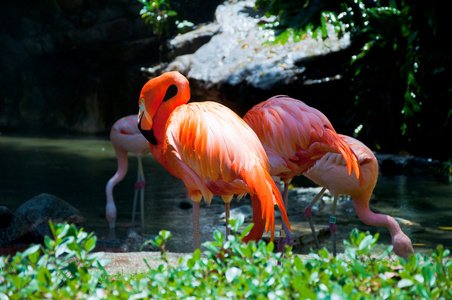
[[105, 147, 128, 205], [147, 72, 190, 145], [352, 197, 403, 238]]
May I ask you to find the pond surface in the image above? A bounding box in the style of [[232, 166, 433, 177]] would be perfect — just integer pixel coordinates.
[[0, 135, 451, 255]]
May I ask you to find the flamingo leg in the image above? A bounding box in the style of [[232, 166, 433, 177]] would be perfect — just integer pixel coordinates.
[[303, 187, 327, 250], [277, 181, 294, 252], [138, 157, 145, 231], [282, 181, 289, 208], [131, 157, 146, 230], [131, 161, 140, 227], [225, 202, 231, 238], [330, 196, 338, 257], [193, 201, 200, 250]]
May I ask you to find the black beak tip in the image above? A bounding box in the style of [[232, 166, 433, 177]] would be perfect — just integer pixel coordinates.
[[138, 114, 158, 146]]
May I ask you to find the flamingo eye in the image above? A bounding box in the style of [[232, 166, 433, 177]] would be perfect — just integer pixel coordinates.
[[138, 114, 158, 145], [163, 84, 178, 102]]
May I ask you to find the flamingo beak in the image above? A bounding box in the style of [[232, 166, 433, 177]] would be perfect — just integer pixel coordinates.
[[138, 98, 158, 146], [138, 98, 152, 130]]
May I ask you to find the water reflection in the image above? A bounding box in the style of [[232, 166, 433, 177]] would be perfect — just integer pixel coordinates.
[[0, 136, 451, 254]]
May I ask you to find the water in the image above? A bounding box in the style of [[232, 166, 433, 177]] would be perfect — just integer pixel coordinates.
[[0, 135, 232, 253], [1, 136, 451, 255]]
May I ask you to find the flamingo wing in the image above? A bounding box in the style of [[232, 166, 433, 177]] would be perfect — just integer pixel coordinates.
[[113, 115, 140, 135], [244, 95, 362, 184], [163, 101, 289, 239]]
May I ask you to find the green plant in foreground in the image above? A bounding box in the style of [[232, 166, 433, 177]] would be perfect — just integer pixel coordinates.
[[1, 219, 451, 299], [0, 221, 110, 299]]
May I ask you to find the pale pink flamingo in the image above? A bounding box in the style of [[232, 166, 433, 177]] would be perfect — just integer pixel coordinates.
[[137, 71, 291, 250], [105, 115, 150, 230], [303, 134, 414, 259], [243, 95, 362, 250]]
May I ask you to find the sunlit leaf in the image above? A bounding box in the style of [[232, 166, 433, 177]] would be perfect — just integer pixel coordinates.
[[397, 278, 413, 288], [225, 267, 242, 283]]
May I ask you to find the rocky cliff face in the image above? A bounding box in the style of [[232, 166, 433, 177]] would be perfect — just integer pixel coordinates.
[[0, 0, 220, 134], [1, 0, 160, 133], [147, 0, 356, 126], [0, 0, 350, 134]]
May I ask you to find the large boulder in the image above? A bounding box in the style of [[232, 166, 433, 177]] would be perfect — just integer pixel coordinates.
[[147, 0, 352, 118], [2, 193, 85, 245], [0, 206, 13, 229]]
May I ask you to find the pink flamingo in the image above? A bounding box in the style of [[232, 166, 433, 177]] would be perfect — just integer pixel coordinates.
[[244, 95, 362, 250], [244, 95, 413, 258], [137, 71, 291, 250], [303, 134, 414, 259], [105, 115, 150, 230]]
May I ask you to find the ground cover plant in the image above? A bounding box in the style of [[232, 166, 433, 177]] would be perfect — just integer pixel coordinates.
[[1, 219, 451, 299]]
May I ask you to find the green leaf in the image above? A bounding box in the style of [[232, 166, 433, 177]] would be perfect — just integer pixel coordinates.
[[266, 242, 274, 253], [225, 267, 242, 283], [240, 223, 254, 240], [397, 278, 413, 288], [358, 234, 375, 250], [167, 10, 177, 17], [84, 236, 96, 252], [57, 223, 70, 239], [193, 248, 201, 261], [44, 235, 54, 249], [214, 230, 224, 243], [20, 244, 41, 259], [37, 267, 51, 286]]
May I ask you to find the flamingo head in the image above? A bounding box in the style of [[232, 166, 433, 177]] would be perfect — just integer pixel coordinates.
[[137, 71, 190, 146], [138, 97, 158, 145], [106, 202, 117, 230], [392, 231, 414, 260]]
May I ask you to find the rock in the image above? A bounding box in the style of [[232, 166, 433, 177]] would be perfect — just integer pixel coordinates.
[[4, 193, 85, 245], [0, 206, 13, 228], [0, 0, 158, 134], [153, 0, 352, 116], [0, 0, 226, 134], [119, 228, 157, 252], [167, 23, 221, 61], [219, 205, 254, 223], [376, 153, 446, 176]]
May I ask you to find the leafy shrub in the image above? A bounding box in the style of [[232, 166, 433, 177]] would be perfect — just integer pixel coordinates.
[[1, 219, 451, 299], [138, 0, 194, 37], [0, 221, 110, 299], [256, 0, 452, 158]]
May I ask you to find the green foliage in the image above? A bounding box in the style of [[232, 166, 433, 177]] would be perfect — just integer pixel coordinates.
[[138, 0, 178, 37], [256, 0, 452, 157], [138, 0, 194, 37], [1, 219, 452, 299], [0, 221, 110, 299]]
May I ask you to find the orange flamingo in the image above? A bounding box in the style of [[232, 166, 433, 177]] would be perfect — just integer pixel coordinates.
[[105, 115, 150, 230], [303, 134, 414, 259], [244, 95, 362, 250], [137, 71, 291, 250]]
